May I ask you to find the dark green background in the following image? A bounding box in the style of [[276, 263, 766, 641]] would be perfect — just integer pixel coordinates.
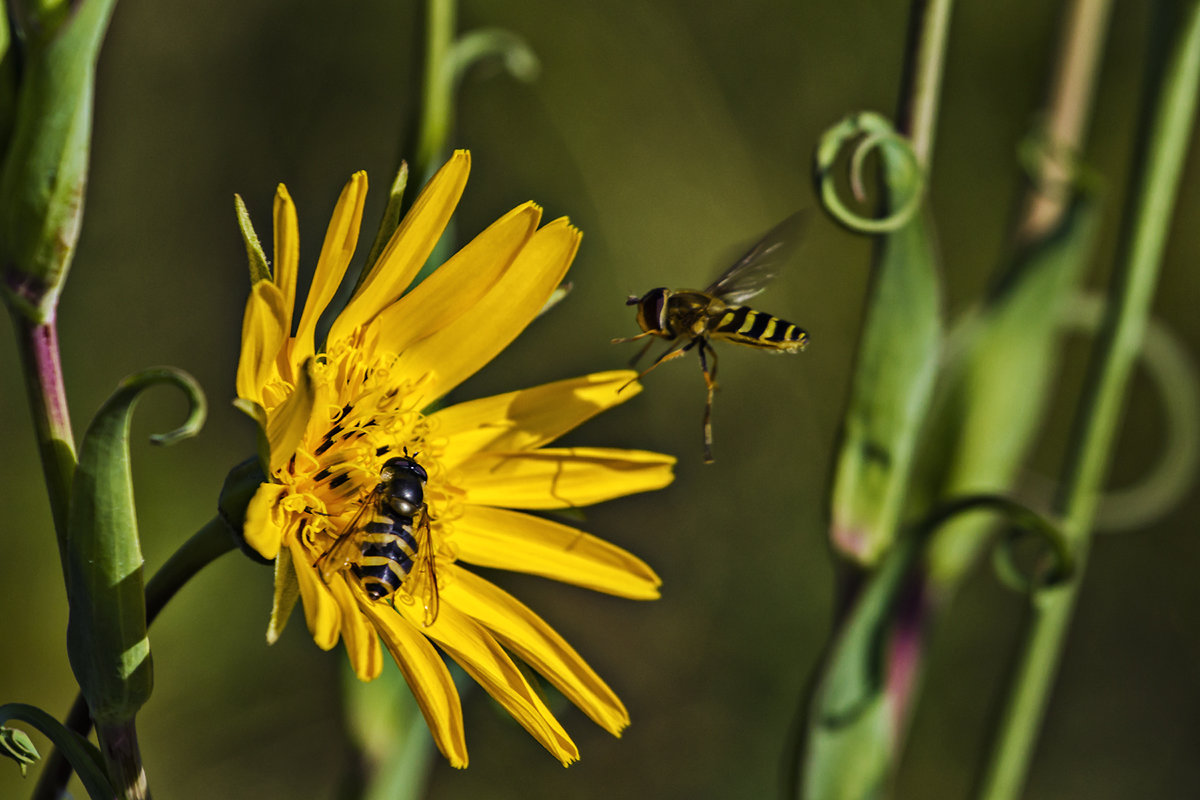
[[2, 1, 1198, 798]]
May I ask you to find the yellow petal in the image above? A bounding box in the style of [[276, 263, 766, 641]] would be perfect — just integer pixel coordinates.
[[431, 371, 643, 469], [329, 578, 383, 681], [292, 171, 368, 370], [235, 280, 288, 406], [451, 505, 661, 599], [272, 183, 300, 337], [458, 447, 676, 509], [266, 357, 316, 474], [361, 601, 469, 768], [267, 545, 300, 644], [398, 597, 578, 765], [290, 540, 341, 650], [244, 481, 288, 560], [330, 151, 471, 344], [444, 568, 630, 736], [398, 217, 580, 405], [371, 201, 542, 355]]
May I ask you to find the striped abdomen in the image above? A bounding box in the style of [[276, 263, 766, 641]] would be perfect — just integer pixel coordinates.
[[352, 509, 418, 600], [711, 305, 809, 351]]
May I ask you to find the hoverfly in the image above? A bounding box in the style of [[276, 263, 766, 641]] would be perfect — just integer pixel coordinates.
[[614, 212, 809, 463], [317, 452, 440, 626]]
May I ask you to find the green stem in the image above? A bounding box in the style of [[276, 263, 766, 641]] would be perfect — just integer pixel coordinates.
[[976, 3, 1200, 798], [9, 313, 76, 573], [895, 0, 954, 168], [30, 517, 234, 800], [95, 720, 149, 800], [414, 0, 455, 184]]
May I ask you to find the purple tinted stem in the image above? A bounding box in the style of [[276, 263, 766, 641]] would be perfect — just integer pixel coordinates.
[[12, 315, 77, 563]]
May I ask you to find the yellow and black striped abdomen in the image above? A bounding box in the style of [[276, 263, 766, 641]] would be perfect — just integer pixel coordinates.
[[711, 305, 809, 351], [352, 509, 419, 600]]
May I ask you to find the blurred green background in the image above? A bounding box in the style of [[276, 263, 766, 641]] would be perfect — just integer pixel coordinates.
[[3, 1, 1199, 798]]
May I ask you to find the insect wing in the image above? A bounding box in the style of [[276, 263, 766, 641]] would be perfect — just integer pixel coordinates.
[[317, 485, 383, 583], [414, 511, 441, 626], [704, 211, 805, 305]]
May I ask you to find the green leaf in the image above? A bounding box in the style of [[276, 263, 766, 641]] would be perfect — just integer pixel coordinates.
[[0, 703, 113, 797], [66, 367, 206, 725], [0, 0, 118, 322], [913, 197, 1101, 589], [820, 113, 943, 565]]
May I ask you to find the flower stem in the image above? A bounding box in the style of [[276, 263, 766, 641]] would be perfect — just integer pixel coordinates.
[[9, 313, 76, 569], [1014, 0, 1114, 244], [976, 3, 1200, 798], [895, 0, 954, 168], [414, 0, 456, 183], [95, 720, 150, 800]]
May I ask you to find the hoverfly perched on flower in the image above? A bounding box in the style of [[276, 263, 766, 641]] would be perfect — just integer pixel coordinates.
[[614, 213, 809, 463], [317, 452, 440, 626]]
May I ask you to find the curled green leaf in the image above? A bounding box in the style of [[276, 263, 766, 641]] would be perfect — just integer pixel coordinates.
[[915, 196, 1101, 588], [919, 495, 1073, 592], [0, 703, 112, 797], [814, 112, 925, 234], [0, 725, 39, 775], [824, 112, 942, 566], [1063, 293, 1200, 532], [66, 367, 206, 725]]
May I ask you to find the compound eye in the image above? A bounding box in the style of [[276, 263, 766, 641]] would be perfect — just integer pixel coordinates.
[[638, 287, 667, 331]]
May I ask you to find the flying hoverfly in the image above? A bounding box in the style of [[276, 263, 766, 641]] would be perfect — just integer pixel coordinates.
[[317, 452, 440, 626], [614, 212, 809, 463]]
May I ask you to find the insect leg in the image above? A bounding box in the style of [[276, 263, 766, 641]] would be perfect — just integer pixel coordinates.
[[611, 329, 658, 345], [697, 339, 719, 463], [620, 339, 693, 391]]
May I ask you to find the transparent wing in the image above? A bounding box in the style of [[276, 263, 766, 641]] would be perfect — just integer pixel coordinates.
[[414, 510, 441, 626], [704, 211, 806, 305], [316, 486, 382, 583]]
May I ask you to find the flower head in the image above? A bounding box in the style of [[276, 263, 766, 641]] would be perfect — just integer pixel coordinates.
[[234, 150, 675, 767]]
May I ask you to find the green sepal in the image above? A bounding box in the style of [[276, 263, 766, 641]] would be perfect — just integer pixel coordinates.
[[66, 367, 206, 725], [821, 113, 943, 566], [359, 161, 409, 290], [234, 193, 272, 285], [0, 0, 117, 322], [0, 703, 113, 797], [218, 456, 272, 565], [912, 196, 1101, 589], [0, 724, 39, 775]]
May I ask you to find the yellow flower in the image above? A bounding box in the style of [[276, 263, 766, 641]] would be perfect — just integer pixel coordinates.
[[234, 150, 675, 768]]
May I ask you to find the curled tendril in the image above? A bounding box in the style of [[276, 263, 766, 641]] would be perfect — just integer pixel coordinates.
[[450, 28, 541, 87], [113, 367, 207, 446], [920, 495, 1074, 593], [813, 111, 926, 234]]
